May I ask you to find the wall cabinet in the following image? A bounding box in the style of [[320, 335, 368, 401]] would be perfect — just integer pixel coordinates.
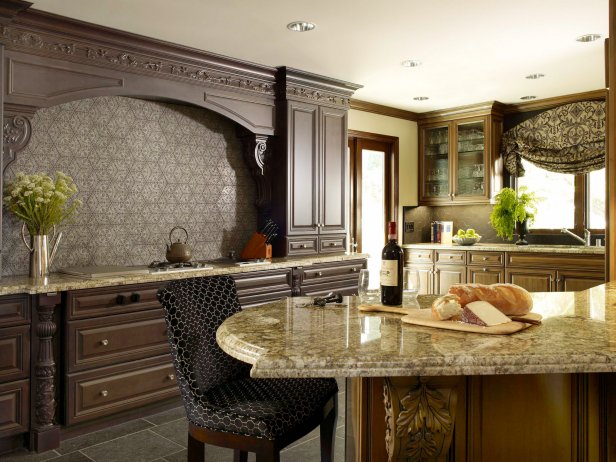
[[274, 68, 360, 257], [418, 103, 503, 205]]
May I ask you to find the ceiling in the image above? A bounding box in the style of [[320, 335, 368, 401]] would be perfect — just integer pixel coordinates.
[[30, 0, 609, 113]]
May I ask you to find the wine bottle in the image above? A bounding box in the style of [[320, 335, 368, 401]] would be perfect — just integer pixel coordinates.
[[380, 221, 404, 306]]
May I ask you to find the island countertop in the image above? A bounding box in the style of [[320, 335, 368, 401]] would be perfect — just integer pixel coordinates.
[[0, 253, 367, 296], [217, 282, 616, 378]]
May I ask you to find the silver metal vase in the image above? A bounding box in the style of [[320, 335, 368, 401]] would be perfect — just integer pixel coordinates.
[[21, 224, 62, 283]]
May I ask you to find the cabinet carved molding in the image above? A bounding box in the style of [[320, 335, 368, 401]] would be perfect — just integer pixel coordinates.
[[240, 133, 272, 213], [2, 114, 31, 172], [30, 293, 61, 452], [384, 377, 460, 462]]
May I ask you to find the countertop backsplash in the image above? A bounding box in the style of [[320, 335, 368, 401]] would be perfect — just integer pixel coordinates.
[[2, 96, 257, 276]]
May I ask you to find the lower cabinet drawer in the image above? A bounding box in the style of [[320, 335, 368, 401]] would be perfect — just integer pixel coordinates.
[[0, 325, 30, 383], [319, 235, 347, 253], [300, 280, 359, 297], [468, 251, 504, 266], [300, 260, 365, 285], [67, 309, 169, 372], [0, 294, 30, 327], [67, 357, 178, 425], [238, 290, 292, 308], [0, 379, 29, 438], [287, 237, 318, 255], [435, 250, 466, 265]]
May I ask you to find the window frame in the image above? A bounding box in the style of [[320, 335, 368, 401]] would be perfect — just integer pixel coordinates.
[[513, 169, 605, 235]]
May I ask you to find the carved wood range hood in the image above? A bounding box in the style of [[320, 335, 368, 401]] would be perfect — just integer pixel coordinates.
[[0, 0, 362, 272]]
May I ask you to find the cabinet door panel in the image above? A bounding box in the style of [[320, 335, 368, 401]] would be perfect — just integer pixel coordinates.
[[407, 264, 433, 295], [557, 270, 605, 292], [506, 268, 555, 292], [320, 107, 347, 233], [467, 267, 505, 285], [434, 264, 466, 295], [288, 102, 318, 235]]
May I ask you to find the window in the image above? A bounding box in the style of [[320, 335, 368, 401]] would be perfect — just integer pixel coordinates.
[[516, 159, 605, 232]]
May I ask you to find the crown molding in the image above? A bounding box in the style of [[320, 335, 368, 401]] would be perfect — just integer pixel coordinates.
[[350, 99, 418, 121], [502, 89, 607, 114]]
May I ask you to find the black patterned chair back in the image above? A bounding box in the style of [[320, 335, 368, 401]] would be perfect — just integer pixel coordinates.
[[157, 276, 251, 407]]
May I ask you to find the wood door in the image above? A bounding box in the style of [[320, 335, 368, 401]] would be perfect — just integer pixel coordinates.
[[452, 117, 491, 203], [287, 101, 319, 235], [319, 106, 347, 234], [467, 266, 505, 285], [434, 264, 466, 295], [557, 269, 605, 292], [348, 131, 399, 261], [506, 268, 556, 292]]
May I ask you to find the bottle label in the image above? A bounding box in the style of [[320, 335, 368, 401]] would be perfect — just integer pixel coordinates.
[[380, 260, 398, 286]]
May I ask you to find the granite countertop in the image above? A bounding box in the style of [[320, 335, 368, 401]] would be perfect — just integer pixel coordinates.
[[0, 253, 368, 296], [402, 242, 605, 255], [217, 282, 616, 378]]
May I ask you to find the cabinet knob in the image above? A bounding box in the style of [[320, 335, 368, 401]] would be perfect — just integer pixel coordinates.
[[448, 255, 453, 259], [316, 271, 323, 277], [100, 339, 109, 346], [130, 293, 141, 303], [299, 244, 306, 249], [168, 374, 175, 381], [329, 242, 335, 246], [116, 294, 126, 305], [482, 257, 488, 261], [351, 267, 358, 273], [482, 268, 488, 272], [100, 390, 108, 397]]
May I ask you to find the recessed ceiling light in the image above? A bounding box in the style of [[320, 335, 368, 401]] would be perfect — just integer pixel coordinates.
[[520, 95, 537, 100], [525, 73, 545, 80], [413, 96, 429, 101], [576, 33, 602, 42], [401, 60, 422, 68], [287, 21, 316, 32]]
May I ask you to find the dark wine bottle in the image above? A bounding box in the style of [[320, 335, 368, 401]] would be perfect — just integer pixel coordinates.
[[380, 221, 404, 306]]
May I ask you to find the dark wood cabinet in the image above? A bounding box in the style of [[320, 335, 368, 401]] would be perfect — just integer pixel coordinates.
[[296, 259, 366, 297], [274, 68, 359, 256], [0, 295, 30, 444], [232, 268, 293, 308]]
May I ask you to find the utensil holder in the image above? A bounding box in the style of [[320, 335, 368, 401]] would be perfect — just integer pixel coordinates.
[[240, 233, 272, 260]]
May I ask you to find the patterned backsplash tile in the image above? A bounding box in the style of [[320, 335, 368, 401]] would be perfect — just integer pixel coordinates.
[[2, 96, 257, 276]]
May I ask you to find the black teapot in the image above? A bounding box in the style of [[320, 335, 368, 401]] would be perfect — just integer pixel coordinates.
[[166, 226, 192, 263]]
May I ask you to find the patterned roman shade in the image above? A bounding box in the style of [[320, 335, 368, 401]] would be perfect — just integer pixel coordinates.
[[501, 100, 606, 176]]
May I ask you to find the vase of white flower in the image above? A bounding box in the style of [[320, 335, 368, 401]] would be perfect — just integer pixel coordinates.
[[4, 172, 81, 281]]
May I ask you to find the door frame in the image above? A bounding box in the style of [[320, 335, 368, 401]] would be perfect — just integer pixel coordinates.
[[348, 130, 399, 252]]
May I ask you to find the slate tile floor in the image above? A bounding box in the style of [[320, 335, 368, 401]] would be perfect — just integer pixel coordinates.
[[2, 389, 346, 462]]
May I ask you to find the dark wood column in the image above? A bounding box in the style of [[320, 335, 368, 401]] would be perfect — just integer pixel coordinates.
[[29, 292, 61, 452]]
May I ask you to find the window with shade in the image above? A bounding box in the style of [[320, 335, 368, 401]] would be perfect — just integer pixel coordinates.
[[516, 159, 605, 232]]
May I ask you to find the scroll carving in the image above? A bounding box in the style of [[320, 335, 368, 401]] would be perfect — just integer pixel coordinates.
[[384, 377, 459, 462], [240, 133, 271, 210], [3, 114, 32, 172], [286, 86, 351, 108], [0, 25, 274, 95]]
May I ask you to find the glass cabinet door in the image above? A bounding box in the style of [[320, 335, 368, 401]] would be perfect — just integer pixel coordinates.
[[455, 120, 485, 198], [423, 125, 450, 198]]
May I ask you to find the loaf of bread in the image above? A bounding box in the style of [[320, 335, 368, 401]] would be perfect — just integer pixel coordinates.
[[448, 283, 532, 316], [431, 294, 463, 320]]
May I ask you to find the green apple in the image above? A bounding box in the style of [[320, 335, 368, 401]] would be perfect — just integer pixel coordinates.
[[457, 229, 465, 237], [466, 228, 476, 236]]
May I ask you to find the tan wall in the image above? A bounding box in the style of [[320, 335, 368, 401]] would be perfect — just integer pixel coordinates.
[[348, 110, 418, 226]]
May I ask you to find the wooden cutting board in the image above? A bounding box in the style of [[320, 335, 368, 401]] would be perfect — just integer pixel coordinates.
[[400, 309, 542, 335]]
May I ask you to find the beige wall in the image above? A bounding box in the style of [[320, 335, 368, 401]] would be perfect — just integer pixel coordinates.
[[348, 109, 419, 225]]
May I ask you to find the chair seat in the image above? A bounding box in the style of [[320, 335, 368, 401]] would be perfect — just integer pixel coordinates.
[[188, 377, 338, 439]]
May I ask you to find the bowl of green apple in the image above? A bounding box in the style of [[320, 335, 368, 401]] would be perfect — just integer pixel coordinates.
[[453, 229, 482, 246]]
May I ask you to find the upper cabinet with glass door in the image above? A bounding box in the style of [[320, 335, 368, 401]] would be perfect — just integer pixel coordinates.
[[419, 103, 504, 205]]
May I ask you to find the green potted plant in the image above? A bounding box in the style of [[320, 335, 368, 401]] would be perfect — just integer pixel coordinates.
[[489, 186, 538, 245]]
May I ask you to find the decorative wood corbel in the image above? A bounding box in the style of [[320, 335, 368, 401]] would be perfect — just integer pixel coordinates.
[[384, 376, 460, 461], [240, 132, 272, 212], [3, 114, 32, 172]]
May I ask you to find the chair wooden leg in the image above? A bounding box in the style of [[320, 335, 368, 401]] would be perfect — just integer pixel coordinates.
[[234, 449, 248, 462], [256, 450, 280, 462], [188, 432, 205, 462], [320, 395, 338, 462]]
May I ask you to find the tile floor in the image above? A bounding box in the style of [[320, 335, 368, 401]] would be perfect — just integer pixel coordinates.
[[1, 387, 346, 462]]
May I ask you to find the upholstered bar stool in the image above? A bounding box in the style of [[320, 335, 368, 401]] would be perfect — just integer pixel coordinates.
[[157, 276, 338, 462]]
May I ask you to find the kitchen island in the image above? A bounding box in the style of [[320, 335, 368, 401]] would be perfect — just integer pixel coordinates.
[[217, 283, 616, 461]]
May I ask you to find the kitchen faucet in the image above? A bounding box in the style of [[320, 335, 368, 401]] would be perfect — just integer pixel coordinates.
[[560, 228, 591, 246]]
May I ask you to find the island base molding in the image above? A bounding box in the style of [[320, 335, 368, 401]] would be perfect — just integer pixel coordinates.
[[349, 373, 615, 462]]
